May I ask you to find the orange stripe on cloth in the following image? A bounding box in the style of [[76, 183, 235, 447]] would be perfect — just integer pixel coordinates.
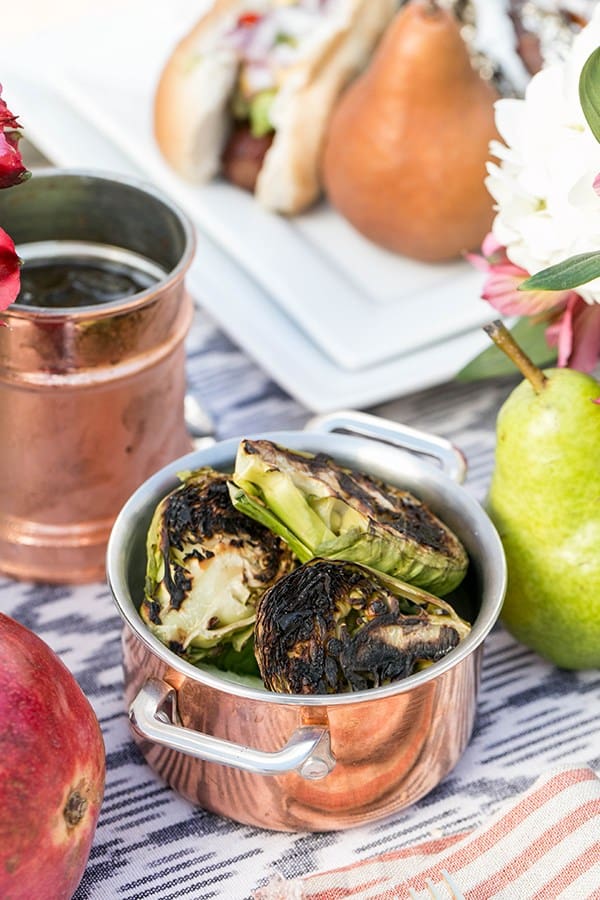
[[531, 839, 600, 900], [298, 835, 469, 900], [297, 767, 597, 899], [255, 768, 599, 900], [470, 799, 600, 899], [373, 767, 596, 894]]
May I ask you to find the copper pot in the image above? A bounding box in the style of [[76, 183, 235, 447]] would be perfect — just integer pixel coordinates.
[[107, 411, 506, 832], [0, 170, 195, 583]]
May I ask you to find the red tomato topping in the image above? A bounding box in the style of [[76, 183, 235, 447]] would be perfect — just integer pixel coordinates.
[[237, 11, 261, 26]]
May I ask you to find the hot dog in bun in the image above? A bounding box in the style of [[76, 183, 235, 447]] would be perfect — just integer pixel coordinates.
[[154, 0, 396, 214]]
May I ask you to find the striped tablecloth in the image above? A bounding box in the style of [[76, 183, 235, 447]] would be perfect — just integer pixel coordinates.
[[254, 767, 600, 898], [2, 304, 599, 900]]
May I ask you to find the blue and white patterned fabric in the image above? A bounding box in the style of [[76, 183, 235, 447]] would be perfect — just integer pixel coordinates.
[[2, 307, 599, 900]]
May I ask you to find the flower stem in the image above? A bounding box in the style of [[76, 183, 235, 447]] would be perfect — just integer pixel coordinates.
[[484, 320, 548, 393]]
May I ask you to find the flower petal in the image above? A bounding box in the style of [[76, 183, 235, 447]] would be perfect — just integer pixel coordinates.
[[545, 309, 573, 367], [481, 272, 563, 316], [0, 131, 29, 189], [0, 83, 19, 130], [567, 298, 600, 371], [464, 250, 490, 273], [0, 84, 29, 188], [468, 237, 573, 317], [0, 226, 21, 311], [465, 233, 513, 272], [545, 293, 600, 372]]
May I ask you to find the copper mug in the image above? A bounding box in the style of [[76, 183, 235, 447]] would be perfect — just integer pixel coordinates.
[[0, 170, 195, 583], [107, 411, 506, 832]]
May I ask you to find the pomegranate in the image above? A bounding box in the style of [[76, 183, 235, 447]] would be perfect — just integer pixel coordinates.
[[0, 613, 105, 900]]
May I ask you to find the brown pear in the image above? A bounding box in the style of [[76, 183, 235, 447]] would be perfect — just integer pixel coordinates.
[[321, 0, 500, 262]]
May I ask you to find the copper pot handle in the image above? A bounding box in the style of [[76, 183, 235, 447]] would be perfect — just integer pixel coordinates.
[[129, 677, 335, 780], [306, 410, 467, 484]]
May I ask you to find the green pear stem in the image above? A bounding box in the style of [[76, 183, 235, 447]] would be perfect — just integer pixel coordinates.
[[484, 320, 548, 394]]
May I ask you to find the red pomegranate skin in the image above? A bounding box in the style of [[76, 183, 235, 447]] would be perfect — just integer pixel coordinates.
[[0, 613, 105, 900]]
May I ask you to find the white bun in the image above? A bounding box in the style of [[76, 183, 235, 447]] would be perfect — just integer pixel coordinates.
[[154, 0, 242, 182], [154, 0, 396, 214]]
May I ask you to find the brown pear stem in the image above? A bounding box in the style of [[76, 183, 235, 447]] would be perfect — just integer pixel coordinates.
[[484, 320, 548, 393], [422, 0, 441, 14]]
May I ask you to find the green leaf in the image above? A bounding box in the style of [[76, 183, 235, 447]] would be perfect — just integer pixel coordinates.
[[212, 638, 261, 678], [519, 252, 600, 291], [455, 318, 557, 381], [579, 46, 600, 143]]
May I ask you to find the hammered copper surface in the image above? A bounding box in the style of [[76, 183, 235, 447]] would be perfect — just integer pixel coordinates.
[[0, 171, 195, 583], [122, 626, 480, 832]]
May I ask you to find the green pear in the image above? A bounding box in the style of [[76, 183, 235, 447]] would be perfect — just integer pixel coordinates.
[[485, 321, 600, 669]]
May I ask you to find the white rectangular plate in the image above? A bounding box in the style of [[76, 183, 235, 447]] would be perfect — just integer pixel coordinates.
[[6, 0, 492, 372], [4, 2, 497, 412]]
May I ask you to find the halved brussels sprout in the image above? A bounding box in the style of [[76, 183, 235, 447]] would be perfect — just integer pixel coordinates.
[[141, 467, 296, 666], [254, 558, 471, 694], [230, 439, 468, 595]]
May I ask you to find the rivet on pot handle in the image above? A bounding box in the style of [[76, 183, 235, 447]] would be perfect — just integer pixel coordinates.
[[129, 678, 336, 780], [306, 410, 467, 484]]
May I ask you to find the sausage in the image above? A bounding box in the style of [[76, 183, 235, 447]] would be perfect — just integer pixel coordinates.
[[221, 126, 274, 192]]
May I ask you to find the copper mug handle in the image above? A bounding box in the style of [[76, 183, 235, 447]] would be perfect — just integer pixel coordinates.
[[129, 678, 335, 780], [306, 410, 467, 484]]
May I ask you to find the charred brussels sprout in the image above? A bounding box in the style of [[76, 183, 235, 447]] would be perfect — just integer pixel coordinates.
[[141, 467, 296, 666], [230, 439, 468, 595], [255, 559, 471, 694]]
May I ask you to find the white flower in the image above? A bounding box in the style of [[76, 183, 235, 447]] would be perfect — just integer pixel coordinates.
[[485, 7, 600, 303]]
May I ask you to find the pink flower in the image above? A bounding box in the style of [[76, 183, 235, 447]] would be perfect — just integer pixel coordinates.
[[468, 232, 600, 373], [545, 294, 600, 371], [0, 84, 29, 189], [0, 84, 27, 314], [0, 227, 21, 311], [467, 234, 575, 317]]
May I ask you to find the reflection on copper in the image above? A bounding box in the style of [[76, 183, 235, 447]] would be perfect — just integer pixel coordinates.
[[0, 290, 193, 583], [0, 173, 195, 583], [122, 626, 482, 832]]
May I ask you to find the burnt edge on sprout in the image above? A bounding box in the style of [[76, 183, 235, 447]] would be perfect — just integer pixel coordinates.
[[255, 559, 469, 695]]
